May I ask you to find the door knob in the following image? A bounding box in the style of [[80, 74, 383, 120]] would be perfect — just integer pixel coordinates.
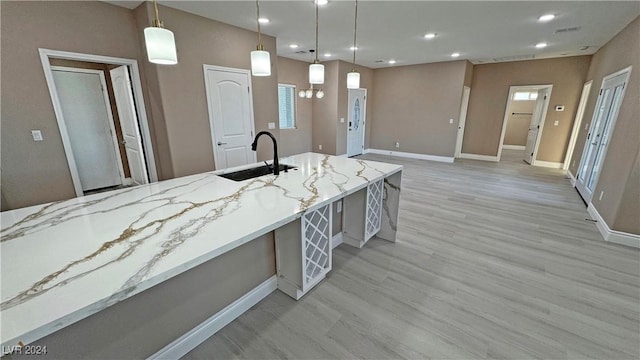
[[217, 141, 227, 146]]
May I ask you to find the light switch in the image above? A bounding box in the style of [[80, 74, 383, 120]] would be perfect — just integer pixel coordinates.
[[553, 120, 559, 126], [340, 117, 345, 123], [31, 130, 43, 141], [268, 122, 276, 129], [449, 118, 454, 124]]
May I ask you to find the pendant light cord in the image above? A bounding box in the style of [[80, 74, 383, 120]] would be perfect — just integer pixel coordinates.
[[152, 0, 162, 28], [314, 2, 319, 63], [352, 0, 358, 66], [256, 0, 263, 49]]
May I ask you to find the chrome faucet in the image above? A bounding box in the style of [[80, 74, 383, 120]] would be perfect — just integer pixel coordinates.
[[251, 131, 279, 175]]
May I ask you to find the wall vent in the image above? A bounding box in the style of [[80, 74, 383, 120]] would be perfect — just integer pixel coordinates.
[[295, 50, 308, 54], [555, 26, 582, 34]]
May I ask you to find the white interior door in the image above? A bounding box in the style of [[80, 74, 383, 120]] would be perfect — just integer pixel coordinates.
[[564, 81, 592, 171], [523, 89, 547, 164], [52, 68, 124, 191], [347, 88, 366, 157], [576, 70, 629, 202], [204, 66, 256, 169], [109, 65, 149, 185], [455, 86, 471, 158]]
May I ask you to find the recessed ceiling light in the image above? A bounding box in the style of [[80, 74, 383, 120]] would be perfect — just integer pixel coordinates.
[[535, 42, 548, 49], [323, 53, 332, 57], [424, 33, 436, 39], [451, 52, 460, 58], [388, 60, 397, 64], [289, 44, 299, 49], [315, 0, 328, 5], [258, 18, 270, 24], [538, 14, 555, 22], [350, 46, 358, 50]]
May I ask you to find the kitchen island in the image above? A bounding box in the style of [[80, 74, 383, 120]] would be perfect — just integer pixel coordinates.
[[0, 152, 402, 357]]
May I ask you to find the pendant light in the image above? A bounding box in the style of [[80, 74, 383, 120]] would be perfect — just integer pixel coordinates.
[[309, 1, 324, 84], [346, 0, 360, 89], [251, 0, 271, 76], [144, 0, 178, 65]]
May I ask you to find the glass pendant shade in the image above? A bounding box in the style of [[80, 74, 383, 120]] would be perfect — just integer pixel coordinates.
[[251, 50, 271, 76], [347, 71, 360, 89], [316, 89, 325, 99], [144, 27, 178, 65], [299, 90, 306, 98], [305, 89, 313, 98], [309, 63, 325, 84]]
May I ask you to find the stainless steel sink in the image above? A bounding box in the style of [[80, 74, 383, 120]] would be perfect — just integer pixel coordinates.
[[218, 164, 297, 181]]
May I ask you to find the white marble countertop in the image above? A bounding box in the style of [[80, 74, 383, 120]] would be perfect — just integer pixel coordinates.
[[0, 153, 402, 350]]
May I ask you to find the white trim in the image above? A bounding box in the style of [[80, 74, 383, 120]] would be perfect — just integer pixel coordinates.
[[148, 276, 277, 360], [587, 204, 640, 248], [497, 84, 553, 162], [39, 49, 158, 197], [337, 154, 349, 158], [332, 232, 344, 249], [454, 86, 471, 158], [459, 153, 499, 162], [203, 64, 257, 169], [532, 160, 564, 169], [502, 145, 525, 150], [564, 81, 592, 170], [567, 169, 576, 187], [366, 149, 454, 163]]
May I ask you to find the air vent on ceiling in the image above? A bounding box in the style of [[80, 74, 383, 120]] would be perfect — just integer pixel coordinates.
[[554, 26, 582, 34], [295, 50, 308, 54], [375, 60, 385, 63], [492, 54, 536, 62]]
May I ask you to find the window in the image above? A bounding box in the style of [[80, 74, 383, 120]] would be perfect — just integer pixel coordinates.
[[278, 84, 296, 129], [513, 91, 538, 101]]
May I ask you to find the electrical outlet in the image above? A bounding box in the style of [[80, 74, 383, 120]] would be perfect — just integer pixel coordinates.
[[449, 118, 454, 124], [554, 120, 559, 126], [340, 117, 345, 123], [336, 200, 342, 213], [318, 144, 323, 150], [599, 190, 604, 201], [395, 142, 400, 148], [268, 122, 276, 129], [31, 130, 43, 141]]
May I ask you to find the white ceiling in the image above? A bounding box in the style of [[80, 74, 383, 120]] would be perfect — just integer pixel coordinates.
[[105, 1, 640, 68]]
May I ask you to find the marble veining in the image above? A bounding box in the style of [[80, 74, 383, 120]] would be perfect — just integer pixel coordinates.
[[0, 153, 401, 350]]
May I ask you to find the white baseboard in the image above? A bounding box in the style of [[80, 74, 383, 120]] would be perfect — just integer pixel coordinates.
[[587, 204, 640, 248], [567, 170, 576, 187], [502, 145, 525, 150], [459, 153, 499, 162], [533, 160, 564, 169], [332, 232, 343, 249], [364, 148, 454, 163], [148, 276, 277, 360]]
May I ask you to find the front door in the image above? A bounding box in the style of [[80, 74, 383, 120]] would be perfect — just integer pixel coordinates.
[[347, 89, 366, 157], [52, 68, 124, 191], [576, 70, 629, 202], [204, 66, 256, 169], [109, 65, 149, 185]]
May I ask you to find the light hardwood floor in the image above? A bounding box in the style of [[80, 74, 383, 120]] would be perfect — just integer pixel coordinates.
[[184, 150, 640, 359]]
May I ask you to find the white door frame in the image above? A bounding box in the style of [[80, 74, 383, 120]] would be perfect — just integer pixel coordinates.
[[497, 84, 553, 163], [347, 88, 367, 157], [564, 80, 593, 171], [576, 66, 632, 201], [455, 86, 471, 158], [203, 64, 257, 168], [39, 48, 158, 197], [51, 66, 127, 186]]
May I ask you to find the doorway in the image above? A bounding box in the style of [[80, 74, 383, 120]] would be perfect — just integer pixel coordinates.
[[347, 88, 367, 157], [40, 49, 157, 197], [454, 86, 471, 158], [203, 65, 256, 169], [52, 67, 126, 192], [564, 81, 593, 172], [576, 67, 631, 202], [497, 85, 552, 164]]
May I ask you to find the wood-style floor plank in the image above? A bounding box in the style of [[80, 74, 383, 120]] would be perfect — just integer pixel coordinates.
[[184, 150, 640, 360]]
